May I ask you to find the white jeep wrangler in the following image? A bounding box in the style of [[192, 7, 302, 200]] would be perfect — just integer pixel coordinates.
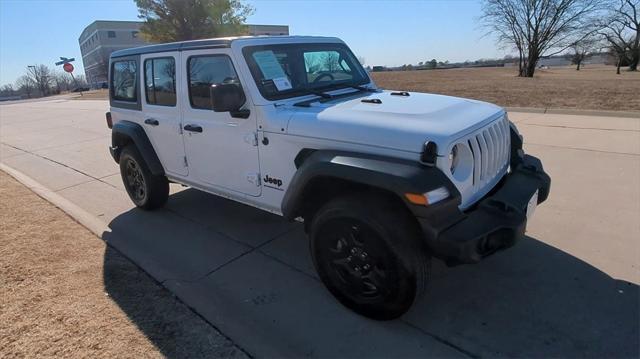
[[107, 36, 550, 320]]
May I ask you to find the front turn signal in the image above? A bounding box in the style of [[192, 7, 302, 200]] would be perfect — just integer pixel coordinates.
[[405, 193, 428, 206], [405, 187, 451, 206]]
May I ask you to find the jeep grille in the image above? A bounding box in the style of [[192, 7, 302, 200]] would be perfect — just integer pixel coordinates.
[[445, 115, 511, 209], [467, 115, 510, 188]]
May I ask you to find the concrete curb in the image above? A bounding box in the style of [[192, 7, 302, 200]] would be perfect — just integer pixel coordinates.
[[0, 163, 257, 357], [506, 107, 640, 119], [0, 163, 109, 238]]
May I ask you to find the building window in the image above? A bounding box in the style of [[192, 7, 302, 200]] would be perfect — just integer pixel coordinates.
[[108, 31, 116, 38], [132, 31, 139, 38], [111, 60, 137, 102], [188, 55, 240, 110], [145, 57, 176, 106]]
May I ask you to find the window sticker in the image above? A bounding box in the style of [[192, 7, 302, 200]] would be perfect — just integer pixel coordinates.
[[253, 50, 286, 80], [272, 77, 292, 91]]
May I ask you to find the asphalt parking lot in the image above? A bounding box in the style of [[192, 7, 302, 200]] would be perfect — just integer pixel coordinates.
[[1, 98, 638, 357]]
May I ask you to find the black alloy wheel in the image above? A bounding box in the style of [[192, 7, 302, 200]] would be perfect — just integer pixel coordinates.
[[318, 218, 399, 302], [119, 145, 169, 210], [124, 157, 146, 203], [310, 194, 429, 320]]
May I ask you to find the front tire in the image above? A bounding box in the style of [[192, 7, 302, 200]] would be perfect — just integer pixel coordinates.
[[119, 145, 169, 210], [309, 194, 429, 320]]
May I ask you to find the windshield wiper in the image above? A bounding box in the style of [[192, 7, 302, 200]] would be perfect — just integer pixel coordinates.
[[293, 85, 373, 107], [303, 89, 333, 99], [293, 89, 334, 107], [350, 85, 378, 92]]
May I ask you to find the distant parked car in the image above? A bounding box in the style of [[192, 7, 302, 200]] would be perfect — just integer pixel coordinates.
[[101, 82, 109, 89]]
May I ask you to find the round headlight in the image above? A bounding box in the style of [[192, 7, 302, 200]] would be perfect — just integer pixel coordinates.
[[449, 143, 473, 181], [449, 145, 459, 174]]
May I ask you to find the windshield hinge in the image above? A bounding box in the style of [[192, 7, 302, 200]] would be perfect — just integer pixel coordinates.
[[183, 156, 188, 167]]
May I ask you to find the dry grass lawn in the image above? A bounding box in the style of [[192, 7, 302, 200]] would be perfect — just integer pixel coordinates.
[[74, 65, 638, 111], [0, 171, 247, 358], [371, 65, 640, 112], [71, 89, 109, 100]]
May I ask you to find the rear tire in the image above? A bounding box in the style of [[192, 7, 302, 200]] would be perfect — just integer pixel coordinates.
[[119, 145, 169, 210], [309, 193, 429, 320]]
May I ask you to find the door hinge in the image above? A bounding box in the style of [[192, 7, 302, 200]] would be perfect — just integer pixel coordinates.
[[183, 156, 188, 167], [178, 123, 183, 134], [247, 173, 261, 186], [244, 132, 258, 146]]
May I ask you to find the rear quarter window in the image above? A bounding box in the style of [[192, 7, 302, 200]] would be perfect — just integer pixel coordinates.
[[111, 60, 138, 102]]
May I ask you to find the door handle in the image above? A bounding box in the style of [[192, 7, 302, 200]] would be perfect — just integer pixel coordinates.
[[183, 124, 203, 133], [144, 118, 159, 126]]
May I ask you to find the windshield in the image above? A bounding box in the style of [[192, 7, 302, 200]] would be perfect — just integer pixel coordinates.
[[242, 43, 370, 101]]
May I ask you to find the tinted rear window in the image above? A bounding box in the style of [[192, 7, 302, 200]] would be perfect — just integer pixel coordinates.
[[144, 57, 176, 107], [111, 60, 137, 102]]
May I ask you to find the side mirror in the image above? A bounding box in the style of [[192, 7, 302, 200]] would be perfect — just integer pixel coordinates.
[[210, 83, 246, 113]]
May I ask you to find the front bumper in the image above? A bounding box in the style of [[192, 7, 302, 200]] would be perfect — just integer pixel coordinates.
[[417, 154, 551, 265]]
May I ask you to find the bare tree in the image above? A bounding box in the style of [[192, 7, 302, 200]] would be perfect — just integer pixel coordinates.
[[27, 64, 53, 97], [481, 0, 603, 77], [599, 0, 639, 71], [569, 37, 597, 69], [74, 74, 89, 88], [599, 20, 634, 73], [0, 84, 15, 97], [15, 75, 35, 98], [53, 72, 73, 93]]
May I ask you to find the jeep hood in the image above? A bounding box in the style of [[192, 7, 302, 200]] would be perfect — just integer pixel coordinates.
[[286, 90, 504, 154]]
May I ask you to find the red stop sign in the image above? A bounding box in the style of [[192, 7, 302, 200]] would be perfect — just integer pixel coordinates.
[[63, 63, 74, 73]]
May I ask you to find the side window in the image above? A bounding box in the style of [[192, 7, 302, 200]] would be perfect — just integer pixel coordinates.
[[188, 55, 239, 110], [144, 57, 176, 106], [111, 60, 137, 102]]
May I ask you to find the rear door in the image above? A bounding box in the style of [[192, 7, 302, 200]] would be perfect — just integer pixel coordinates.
[[140, 52, 188, 176]]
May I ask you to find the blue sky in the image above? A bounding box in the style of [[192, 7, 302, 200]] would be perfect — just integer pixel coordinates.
[[0, 0, 505, 87]]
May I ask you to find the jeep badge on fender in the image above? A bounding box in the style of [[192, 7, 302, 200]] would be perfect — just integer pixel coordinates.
[[263, 174, 283, 188], [107, 35, 551, 320]]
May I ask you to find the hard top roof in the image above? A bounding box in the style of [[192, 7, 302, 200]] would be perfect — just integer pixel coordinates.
[[110, 35, 342, 59]]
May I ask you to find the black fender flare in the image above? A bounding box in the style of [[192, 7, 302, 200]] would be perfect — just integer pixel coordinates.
[[281, 150, 460, 220], [111, 120, 165, 176]]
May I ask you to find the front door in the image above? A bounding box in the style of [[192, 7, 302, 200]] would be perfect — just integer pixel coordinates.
[[140, 52, 188, 176], [180, 49, 261, 196]]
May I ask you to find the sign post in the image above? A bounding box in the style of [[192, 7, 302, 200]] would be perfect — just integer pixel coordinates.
[[55, 57, 82, 96]]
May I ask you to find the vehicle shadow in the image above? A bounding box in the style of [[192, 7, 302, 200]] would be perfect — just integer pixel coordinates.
[[408, 236, 639, 357], [102, 189, 639, 358], [101, 245, 247, 358]]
